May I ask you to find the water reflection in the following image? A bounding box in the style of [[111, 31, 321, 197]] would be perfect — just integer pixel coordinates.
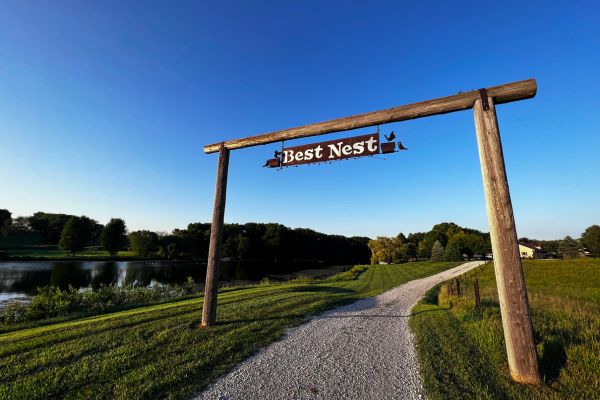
[[0, 259, 331, 303], [90, 262, 119, 289]]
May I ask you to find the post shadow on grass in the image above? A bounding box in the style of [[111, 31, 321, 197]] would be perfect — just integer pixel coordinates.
[[191, 308, 452, 328], [191, 287, 451, 328], [421, 285, 441, 305], [412, 303, 509, 398], [537, 336, 567, 383]]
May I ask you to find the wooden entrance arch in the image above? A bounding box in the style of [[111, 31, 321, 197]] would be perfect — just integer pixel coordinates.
[[201, 79, 540, 384]]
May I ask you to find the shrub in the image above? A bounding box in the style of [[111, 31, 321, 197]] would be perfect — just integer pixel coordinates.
[[0, 282, 194, 328], [260, 277, 272, 285], [328, 265, 369, 282], [287, 275, 314, 284], [26, 286, 79, 319], [0, 302, 28, 325], [184, 276, 197, 294]]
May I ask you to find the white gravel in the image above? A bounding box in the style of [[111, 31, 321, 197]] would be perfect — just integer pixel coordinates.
[[194, 261, 485, 400]]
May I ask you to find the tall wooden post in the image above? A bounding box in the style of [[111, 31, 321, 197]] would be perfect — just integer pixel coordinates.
[[201, 143, 230, 327], [473, 94, 540, 384]]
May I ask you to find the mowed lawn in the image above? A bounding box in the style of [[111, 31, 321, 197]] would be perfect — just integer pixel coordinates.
[[0, 261, 459, 399], [410, 259, 600, 400], [0, 245, 136, 258]]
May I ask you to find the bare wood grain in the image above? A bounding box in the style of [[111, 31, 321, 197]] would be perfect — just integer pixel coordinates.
[[201, 143, 230, 327], [204, 79, 536, 153], [473, 96, 540, 384]]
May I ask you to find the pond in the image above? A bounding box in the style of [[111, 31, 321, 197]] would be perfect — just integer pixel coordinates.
[[0, 260, 343, 305]]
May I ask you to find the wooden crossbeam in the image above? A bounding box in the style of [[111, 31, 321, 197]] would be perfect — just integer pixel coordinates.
[[203, 78, 536, 154]]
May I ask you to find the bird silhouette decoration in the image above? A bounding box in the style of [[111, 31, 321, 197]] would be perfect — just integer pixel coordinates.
[[274, 150, 281, 158], [385, 131, 396, 142], [398, 141, 408, 151]]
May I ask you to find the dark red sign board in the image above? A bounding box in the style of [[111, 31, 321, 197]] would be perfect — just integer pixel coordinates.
[[280, 133, 380, 167]]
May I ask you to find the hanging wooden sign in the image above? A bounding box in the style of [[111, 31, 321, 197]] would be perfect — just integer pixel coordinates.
[[278, 133, 380, 167]]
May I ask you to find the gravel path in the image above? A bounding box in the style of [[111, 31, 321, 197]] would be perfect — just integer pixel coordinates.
[[195, 261, 485, 400]]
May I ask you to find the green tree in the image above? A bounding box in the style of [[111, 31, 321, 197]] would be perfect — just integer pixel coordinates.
[[368, 236, 403, 264], [29, 212, 73, 244], [466, 233, 488, 255], [58, 217, 86, 256], [402, 242, 417, 261], [446, 232, 468, 259], [444, 243, 462, 261], [539, 240, 560, 256], [0, 209, 12, 237], [407, 232, 425, 246], [431, 240, 445, 262], [581, 225, 600, 257], [397, 232, 407, 243], [559, 236, 580, 259], [76, 216, 96, 246], [417, 240, 431, 259], [100, 218, 128, 256], [129, 230, 159, 257]]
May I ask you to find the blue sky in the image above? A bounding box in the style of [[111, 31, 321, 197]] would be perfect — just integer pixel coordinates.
[[0, 1, 598, 239]]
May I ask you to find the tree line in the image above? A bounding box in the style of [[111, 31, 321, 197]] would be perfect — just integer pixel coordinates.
[[1, 210, 598, 262], [0, 209, 370, 264], [367, 222, 600, 263], [368, 222, 492, 263]]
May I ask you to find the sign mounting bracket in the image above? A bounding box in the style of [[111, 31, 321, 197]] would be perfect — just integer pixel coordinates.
[[479, 88, 490, 111]]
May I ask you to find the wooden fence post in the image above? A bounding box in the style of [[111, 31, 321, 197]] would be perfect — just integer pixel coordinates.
[[455, 277, 461, 296], [201, 143, 230, 327], [474, 278, 481, 310], [473, 94, 540, 384]]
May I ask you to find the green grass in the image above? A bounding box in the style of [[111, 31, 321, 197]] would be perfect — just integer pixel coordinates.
[[0, 245, 136, 259], [0, 261, 460, 399], [410, 259, 600, 400]]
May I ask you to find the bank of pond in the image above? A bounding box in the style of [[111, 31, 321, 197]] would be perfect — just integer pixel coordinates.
[[0, 262, 361, 331], [0, 259, 349, 314]]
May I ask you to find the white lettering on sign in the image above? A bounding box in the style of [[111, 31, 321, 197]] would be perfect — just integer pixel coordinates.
[[279, 133, 380, 166], [283, 150, 294, 164]]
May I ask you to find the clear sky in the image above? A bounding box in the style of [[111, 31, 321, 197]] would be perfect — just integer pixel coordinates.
[[0, 1, 598, 240]]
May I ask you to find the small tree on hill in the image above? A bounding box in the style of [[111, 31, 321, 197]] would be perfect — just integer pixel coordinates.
[[101, 218, 128, 256], [581, 225, 600, 258], [59, 217, 86, 256], [431, 240, 445, 262], [559, 236, 580, 259], [444, 243, 462, 261]]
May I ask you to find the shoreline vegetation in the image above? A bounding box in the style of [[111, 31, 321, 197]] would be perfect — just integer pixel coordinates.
[[410, 258, 600, 399], [0, 261, 459, 399], [0, 265, 353, 332]]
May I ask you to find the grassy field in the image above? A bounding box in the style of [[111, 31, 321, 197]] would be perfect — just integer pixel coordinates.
[[410, 259, 600, 399], [0, 261, 459, 399], [0, 245, 136, 259]]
